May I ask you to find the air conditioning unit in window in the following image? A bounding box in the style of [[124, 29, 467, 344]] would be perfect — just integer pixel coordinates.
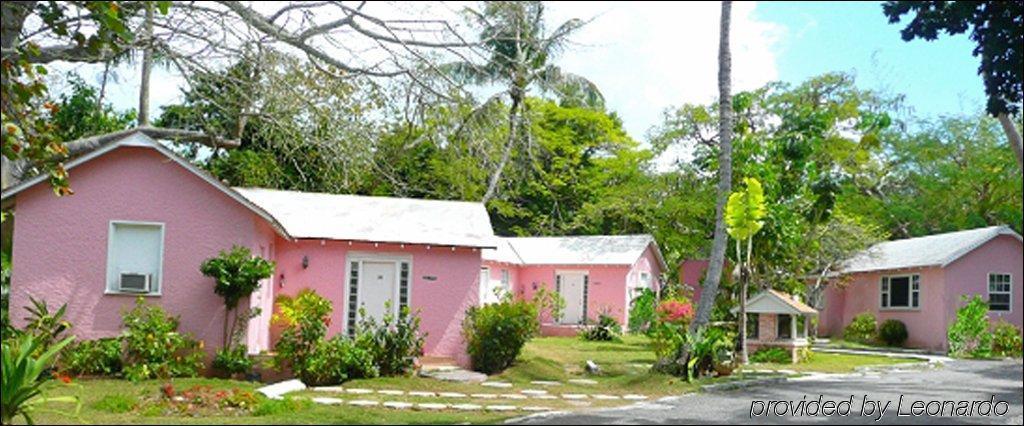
[[119, 272, 152, 293]]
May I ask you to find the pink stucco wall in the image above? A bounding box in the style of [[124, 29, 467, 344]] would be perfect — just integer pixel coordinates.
[[944, 235, 1023, 329], [820, 267, 948, 350], [272, 239, 482, 366], [819, 235, 1023, 351], [10, 147, 268, 354]]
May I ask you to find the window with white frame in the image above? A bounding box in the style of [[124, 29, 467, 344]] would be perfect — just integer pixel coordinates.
[[881, 275, 919, 309], [501, 269, 510, 290], [640, 272, 652, 289], [106, 222, 164, 295], [988, 273, 1012, 312]]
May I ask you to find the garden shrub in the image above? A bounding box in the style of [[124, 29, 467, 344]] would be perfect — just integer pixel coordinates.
[[991, 321, 1023, 358], [878, 319, 908, 347], [302, 336, 378, 386], [152, 384, 260, 416], [580, 313, 621, 342], [213, 345, 255, 377], [843, 312, 877, 344], [60, 338, 122, 376], [648, 298, 695, 360], [355, 304, 425, 376], [628, 288, 657, 333], [463, 295, 540, 374], [272, 289, 333, 383], [120, 298, 205, 382], [652, 326, 734, 380], [750, 347, 791, 364], [947, 296, 993, 359], [1, 251, 11, 341], [21, 297, 72, 351]]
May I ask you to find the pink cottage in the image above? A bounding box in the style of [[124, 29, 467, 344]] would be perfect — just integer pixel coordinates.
[[819, 226, 1023, 351], [0, 130, 666, 366], [481, 235, 666, 336]]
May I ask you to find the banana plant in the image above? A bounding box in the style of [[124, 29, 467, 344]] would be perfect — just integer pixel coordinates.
[[725, 177, 767, 364], [1, 334, 78, 425]]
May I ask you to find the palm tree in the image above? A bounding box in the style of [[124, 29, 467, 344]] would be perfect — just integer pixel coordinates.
[[690, 0, 733, 332], [448, 1, 604, 203]]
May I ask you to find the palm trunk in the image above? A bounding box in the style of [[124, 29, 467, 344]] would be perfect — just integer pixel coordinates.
[[690, 0, 733, 333], [482, 95, 521, 203], [137, 2, 154, 126], [997, 113, 1023, 169]]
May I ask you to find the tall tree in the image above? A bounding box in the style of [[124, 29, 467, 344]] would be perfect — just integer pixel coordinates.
[[691, 0, 733, 332], [447, 1, 604, 203], [883, 1, 1023, 168], [725, 177, 766, 364]]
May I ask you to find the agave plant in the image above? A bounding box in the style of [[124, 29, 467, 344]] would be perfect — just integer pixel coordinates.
[[1, 334, 78, 425]]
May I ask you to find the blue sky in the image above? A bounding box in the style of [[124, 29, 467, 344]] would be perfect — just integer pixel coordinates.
[[754, 1, 985, 119]]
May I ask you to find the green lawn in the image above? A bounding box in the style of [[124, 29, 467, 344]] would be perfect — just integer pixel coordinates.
[[19, 336, 921, 424], [744, 351, 922, 374]]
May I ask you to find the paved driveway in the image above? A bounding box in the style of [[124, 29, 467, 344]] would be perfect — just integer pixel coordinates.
[[514, 360, 1023, 425]]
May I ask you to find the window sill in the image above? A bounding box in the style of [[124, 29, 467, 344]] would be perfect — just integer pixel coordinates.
[[879, 307, 920, 312], [104, 290, 162, 297]]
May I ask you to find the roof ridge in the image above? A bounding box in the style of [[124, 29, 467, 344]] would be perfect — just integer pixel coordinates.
[[233, 187, 486, 207]]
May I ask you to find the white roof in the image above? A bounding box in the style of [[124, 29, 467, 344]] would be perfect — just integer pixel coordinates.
[[733, 290, 817, 315], [482, 235, 666, 268], [842, 225, 1022, 274], [234, 188, 497, 248]]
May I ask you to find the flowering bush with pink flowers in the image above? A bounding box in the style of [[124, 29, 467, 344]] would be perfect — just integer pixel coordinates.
[[656, 299, 695, 325]]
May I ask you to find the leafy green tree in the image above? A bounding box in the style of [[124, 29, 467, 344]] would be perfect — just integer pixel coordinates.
[[448, 1, 603, 202], [50, 76, 135, 142], [882, 1, 1023, 167], [725, 177, 766, 364], [842, 114, 1023, 237], [2, 1, 147, 192]]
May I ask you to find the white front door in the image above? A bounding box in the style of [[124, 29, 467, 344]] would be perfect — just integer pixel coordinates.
[[558, 272, 587, 324], [359, 261, 397, 323]]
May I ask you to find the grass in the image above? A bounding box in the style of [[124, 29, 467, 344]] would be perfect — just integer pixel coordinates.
[[18, 378, 510, 425], [18, 336, 923, 424], [744, 351, 922, 374]]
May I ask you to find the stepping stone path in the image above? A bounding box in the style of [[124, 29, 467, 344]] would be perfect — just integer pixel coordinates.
[[623, 395, 648, 401], [562, 394, 589, 400], [377, 390, 405, 396], [348, 400, 379, 407], [486, 405, 517, 412], [593, 394, 621, 400], [420, 368, 488, 383], [312, 397, 344, 405], [534, 395, 558, 400], [520, 389, 548, 396], [408, 391, 436, 398], [471, 393, 499, 399], [437, 392, 468, 398], [257, 379, 306, 399], [345, 388, 374, 395], [530, 381, 562, 387], [481, 381, 514, 388], [383, 402, 414, 410], [312, 386, 345, 393], [452, 403, 483, 411], [416, 403, 448, 411], [567, 379, 599, 385], [500, 394, 528, 400]]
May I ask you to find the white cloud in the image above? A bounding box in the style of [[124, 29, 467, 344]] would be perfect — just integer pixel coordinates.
[[544, 2, 784, 168]]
